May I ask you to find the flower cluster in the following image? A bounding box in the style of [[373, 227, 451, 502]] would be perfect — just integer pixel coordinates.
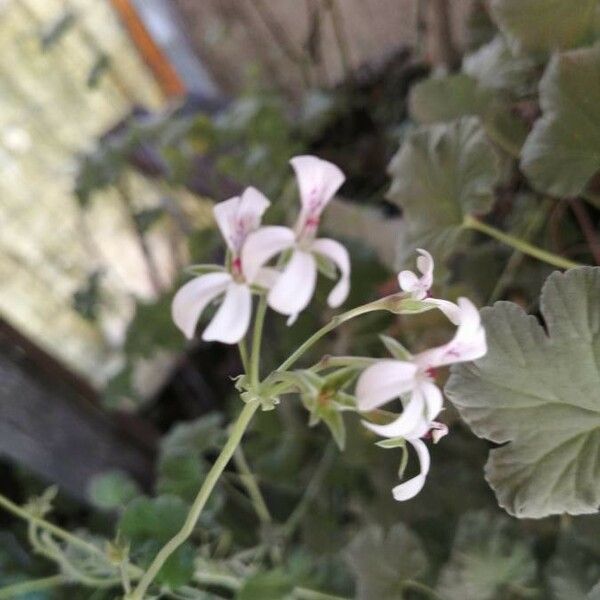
[[171, 154, 487, 504], [356, 253, 487, 501], [172, 155, 350, 343]]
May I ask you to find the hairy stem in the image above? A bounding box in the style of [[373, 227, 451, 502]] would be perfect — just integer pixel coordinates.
[[128, 400, 260, 600], [0, 575, 66, 599], [277, 299, 386, 372], [251, 296, 268, 388], [464, 215, 582, 270]]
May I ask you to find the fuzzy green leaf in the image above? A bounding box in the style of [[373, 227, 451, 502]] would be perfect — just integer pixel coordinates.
[[521, 46, 600, 198], [387, 117, 500, 265], [345, 524, 428, 600], [437, 511, 537, 600], [446, 267, 600, 518], [490, 0, 598, 53], [88, 471, 140, 511]]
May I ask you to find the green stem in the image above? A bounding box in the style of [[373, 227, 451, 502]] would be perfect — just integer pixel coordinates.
[[488, 199, 550, 303], [401, 580, 443, 599], [128, 400, 260, 600], [464, 215, 582, 270], [0, 575, 66, 599], [251, 296, 268, 388], [294, 588, 349, 600], [277, 300, 385, 373], [233, 446, 272, 525], [238, 339, 250, 374], [0, 494, 107, 563], [194, 572, 242, 591]]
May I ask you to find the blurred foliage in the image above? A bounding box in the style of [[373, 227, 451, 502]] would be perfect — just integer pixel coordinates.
[[3, 1, 600, 598]]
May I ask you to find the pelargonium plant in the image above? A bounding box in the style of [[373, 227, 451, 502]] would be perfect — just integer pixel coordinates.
[[108, 155, 485, 598]]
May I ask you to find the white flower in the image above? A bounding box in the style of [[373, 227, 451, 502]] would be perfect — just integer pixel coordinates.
[[355, 297, 486, 501], [172, 187, 271, 344], [388, 416, 448, 502], [399, 248, 461, 325], [242, 155, 350, 323], [356, 298, 486, 424]]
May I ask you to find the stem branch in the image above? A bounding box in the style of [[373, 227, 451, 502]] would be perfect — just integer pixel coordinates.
[[128, 400, 260, 600], [464, 215, 582, 270]]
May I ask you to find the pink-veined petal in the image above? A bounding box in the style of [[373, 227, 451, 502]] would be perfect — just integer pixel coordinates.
[[362, 391, 425, 438], [267, 250, 317, 317], [392, 439, 430, 501], [355, 359, 418, 412], [172, 272, 231, 339], [202, 281, 252, 344], [311, 237, 350, 308], [415, 298, 486, 369], [420, 380, 443, 422], [213, 187, 270, 255], [241, 226, 295, 283], [291, 155, 345, 213]]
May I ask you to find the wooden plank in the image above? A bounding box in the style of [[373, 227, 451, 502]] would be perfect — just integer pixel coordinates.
[[0, 319, 157, 501]]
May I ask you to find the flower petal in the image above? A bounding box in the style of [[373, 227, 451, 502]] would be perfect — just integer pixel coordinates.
[[290, 155, 345, 219], [392, 439, 431, 501], [267, 249, 317, 317], [355, 359, 419, 412], [213, 187, 270, 255], [362, 391, 425, 438], [172, 272, 231, 339], [311, 238, 350, 308], [253, 267, 280, 290], [202, 281, 252, 344], [397, 248, 434, 299], [415, 297, 487, 369], [420, 380, 443, 421], [241, 226, 295, 283], [424, 298, 461, 325]]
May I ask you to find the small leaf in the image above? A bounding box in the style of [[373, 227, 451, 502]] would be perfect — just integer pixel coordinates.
[[409, 74, 487, 124], [320, 410, 346, 451], [490, 0, 598, 53], [88, 471, 140, 511], [379, 335, 412, 361], [345, 524, 428, 600], [118, 495, 194, 587], [521, 46, 600, 198], [375, 437, 407, 449], [446, 267, 600, 518], [387, 117, 500, 265], [436, 511, 537, 600], [464, 35, 538, 95]]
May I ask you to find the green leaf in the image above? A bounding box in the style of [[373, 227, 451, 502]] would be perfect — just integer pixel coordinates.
[[118, 495, 194, 587], [436, 511, 537, 600], [320, 410, 346, 451], [464, 35, 538, 95], [236, 571, 294, 600], [446, 267, 600, 518], [387, 117, 500, 265], [379, 335, 412, 361], [345, 524, 428, 600], [409, 74, 487, 124], [547, 515, 600, 600], [88, 471, 140, 511], [490, 0, 598, 53], [521, 46, 600, 198]]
